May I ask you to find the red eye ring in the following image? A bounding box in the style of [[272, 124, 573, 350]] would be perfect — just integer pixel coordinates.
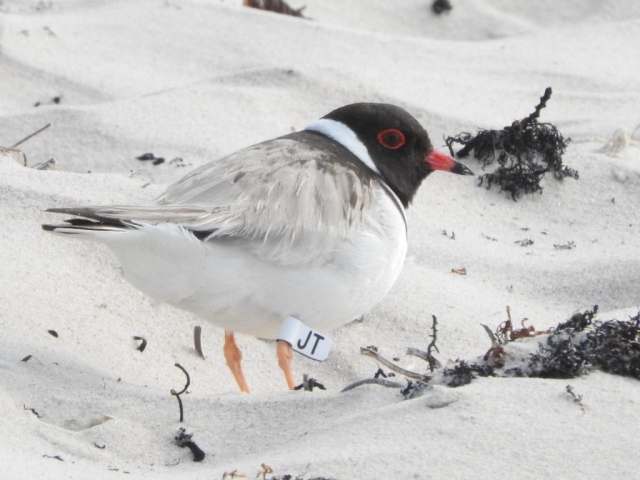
[[376, 128, 406, 150]]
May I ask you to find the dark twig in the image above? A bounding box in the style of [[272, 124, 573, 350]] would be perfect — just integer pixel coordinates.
[[341, 378, 403, 393], [171, 363, 191, 422], [21, 354, 43, 364], [10, 123, 51, 149], [294, 373, 326, 391], [194, 326, 205, 359], [24, 405, 42, 418], [426, 315, 441, 372], [566, 385, 585, 411], [521, 87, 552, 129], [42, 455, 64, 461]]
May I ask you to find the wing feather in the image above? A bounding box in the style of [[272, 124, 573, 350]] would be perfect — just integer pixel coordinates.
[[52, 137, 378, 265]]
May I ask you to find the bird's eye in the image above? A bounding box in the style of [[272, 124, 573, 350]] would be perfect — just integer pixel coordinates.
[[376, 129, 406, 150]]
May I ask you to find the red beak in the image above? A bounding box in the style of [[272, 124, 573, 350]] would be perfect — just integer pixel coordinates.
[[426, 150, 474, 175]]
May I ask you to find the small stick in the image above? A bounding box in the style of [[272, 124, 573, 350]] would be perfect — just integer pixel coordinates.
[[520, 87, 552, 128], [10, 123, 51, 149], [171, 363, 191, 422], [194, 326, 205, 359], [426, 315, 441, 372], [360, 347, 429, 381], [341, 378, 403, 393]]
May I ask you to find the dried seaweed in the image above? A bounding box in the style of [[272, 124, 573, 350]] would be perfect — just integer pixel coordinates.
[[432, 0, 452, 15], [527, 306, 640, 380], [174, 428, 205, 462], [443, 361, 496, 388], [445, 88, 577, 201], [243, 0, 305, 18]]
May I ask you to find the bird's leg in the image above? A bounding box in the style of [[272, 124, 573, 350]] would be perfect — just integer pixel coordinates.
[[223, 331, 250, 393], [277, 340, 297, 390]]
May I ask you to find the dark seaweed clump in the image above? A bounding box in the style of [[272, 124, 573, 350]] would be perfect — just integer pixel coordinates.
[[529, 306, 640, 380], [445, 87, 577, 201], [443, 361, 496, 388]]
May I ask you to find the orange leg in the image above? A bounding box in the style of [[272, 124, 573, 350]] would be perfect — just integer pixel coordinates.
[[223, 331, 250, 393], [277, 340, 297, 390]]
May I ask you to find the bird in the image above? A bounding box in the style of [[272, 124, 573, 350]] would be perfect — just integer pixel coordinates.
[[42, 103, 473, 393]]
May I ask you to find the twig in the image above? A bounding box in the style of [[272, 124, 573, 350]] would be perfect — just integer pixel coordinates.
[[406, 316, 442, 372], [171, 363, 191, 422], [21, 354, 43, 364], [194, 326, 205, 359], [341, 378, 403, 393], [293, 373, 326, 392], [256, 464, 273, 480], [24, 405, 42, 418], [426, 315, 441, 371], [360, 347, 430, 381], [566, 384, 585, 410], [10, 123, 51, 149], [520, 87, 552, 129]]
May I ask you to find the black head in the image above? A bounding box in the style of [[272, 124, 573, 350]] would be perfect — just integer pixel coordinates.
[[322, 103, 472, 207]]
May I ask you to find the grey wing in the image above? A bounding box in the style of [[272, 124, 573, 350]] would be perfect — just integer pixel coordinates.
[[49, 137, 375, 265], [154, 137, 376, 264]]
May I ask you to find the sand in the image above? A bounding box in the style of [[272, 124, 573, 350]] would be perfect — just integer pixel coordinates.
[[1, 0, 639, 478]]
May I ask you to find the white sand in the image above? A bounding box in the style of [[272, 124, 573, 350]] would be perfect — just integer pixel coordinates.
[[1, 0, 640, 478]]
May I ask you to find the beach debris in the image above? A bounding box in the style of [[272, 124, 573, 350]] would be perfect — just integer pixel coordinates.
[[294, 373, 326, 392], [432, 0, 452, 15], [42, 454, 64, 461], [451, 267, 466, 275], [565, 385, 585, 410], [222, 470, 246, 479], [133, 336, 147, 352], [515, 238, 534, 247], [444, 361, 496, 388], [1, 123, 51, 167], [170, 157, 190, 167], [554, 241, 575, 250], [341, 377, 403, 393], [194, 326, 206, 359], [94, 442, 106, 449], [600, 128, 630, 157], [34, 96, 61, 107], [360, 347, 430, 381], [136, 152, 165, 165], [373, 367, 394, 378], [0, 147, 27, 166], [10, 123, 51, 150], [21, 354, 43, 364], [47, 329, 58, 338], [256, 464, 274, 480], [243, 0, 305, 18], [531, 305, 640, 380], [400, 379, 430, 399], [442, 230, 455, 240], [445, 87, 577, 201], [170, 363, 191, 422], [174, 428, 205, 462], [407, 315, 441, 372], [32, 158, 57, 170], [24, 405, 42, 418]]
